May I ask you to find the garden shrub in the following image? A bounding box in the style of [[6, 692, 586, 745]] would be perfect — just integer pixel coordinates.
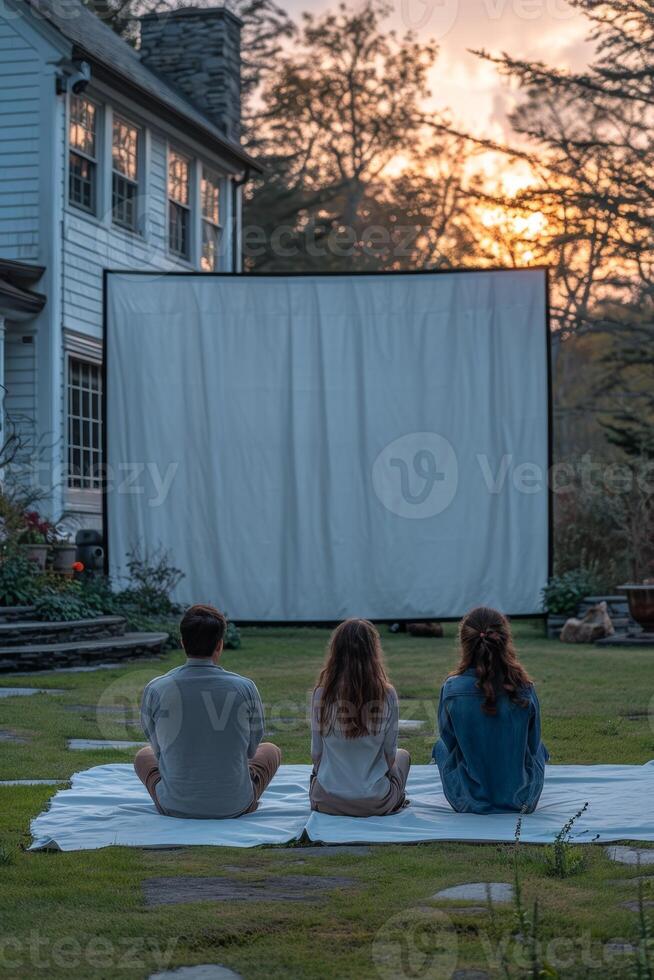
[[0, 548, 41, 606], [1, 535, 242, 648], [541, 568, 601, 616], [33, 586, 94, 623]]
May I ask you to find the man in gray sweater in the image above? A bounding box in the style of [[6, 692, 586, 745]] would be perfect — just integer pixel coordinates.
[[134, 604, 281, 818]]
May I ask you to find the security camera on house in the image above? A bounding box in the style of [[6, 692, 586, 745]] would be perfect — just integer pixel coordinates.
[[56, 60, 91, 94]]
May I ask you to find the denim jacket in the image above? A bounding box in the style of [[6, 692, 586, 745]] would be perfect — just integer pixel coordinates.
[[433, 668, 549, 814]]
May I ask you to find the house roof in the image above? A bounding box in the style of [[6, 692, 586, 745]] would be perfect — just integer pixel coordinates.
[[26, 0, 261, 173]]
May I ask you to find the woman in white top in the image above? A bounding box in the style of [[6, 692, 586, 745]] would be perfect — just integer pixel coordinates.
[[310, 618, 411, 816]]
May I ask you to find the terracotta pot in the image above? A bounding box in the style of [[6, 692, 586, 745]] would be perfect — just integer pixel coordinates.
[[618, 585, 654, 632], [52, 544, 77, 573], [20, 543, 48, 571]]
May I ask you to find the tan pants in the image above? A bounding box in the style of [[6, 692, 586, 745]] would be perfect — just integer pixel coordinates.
[[310, 748, 411, 817], [134, 742, 282, 817]]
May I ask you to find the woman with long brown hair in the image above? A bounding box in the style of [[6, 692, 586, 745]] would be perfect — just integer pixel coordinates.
[[310, 618, 410, 816], [433, 606, 549, 814]]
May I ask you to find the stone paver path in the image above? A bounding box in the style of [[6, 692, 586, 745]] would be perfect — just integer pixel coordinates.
[[0, 779, 64, 786], [149, 967, 242, 980], [619, 900, 654, 912], [0, 687, 65, 698], [608, 876, 654, 886], [432, 882, 513, 903], [398, 719, 425, 733], [68, 738, 145, 751], [606, 846, 654, 866], [143, 874, 355, 907], [604, 942, 637, 955], [0, 730, 29, 744], [13, 663, 124, 676]]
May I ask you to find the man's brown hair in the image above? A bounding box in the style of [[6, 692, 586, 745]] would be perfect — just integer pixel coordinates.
[[180, 604, 227, 659]]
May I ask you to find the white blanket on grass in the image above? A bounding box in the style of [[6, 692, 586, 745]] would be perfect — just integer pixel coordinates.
[[29, 762, 654, 852]]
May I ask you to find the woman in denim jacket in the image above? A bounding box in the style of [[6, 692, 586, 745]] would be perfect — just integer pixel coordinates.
[[433, 606, 549, 814]]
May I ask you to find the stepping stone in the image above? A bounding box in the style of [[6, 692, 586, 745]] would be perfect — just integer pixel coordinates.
[[143, 874, 355, 907], [608, 877, 654, 886], [619, 900, 654, 912], [604, 942, 636, 955], [0, 730, 29, 744], [150, 967, 242, 980], [0, 687, 65, 698], [13, 663, 123, 676], [0, 779, 64, 786], [269, 845, 372, 858], [68, 738, 145, 751], [607, 846, 654, 866], [398, 719, 425, 733], [432, 882, 513, 903]]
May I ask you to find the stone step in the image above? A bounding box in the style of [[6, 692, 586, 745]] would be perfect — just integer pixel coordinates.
[[596, 632, 654, 647], [0, 616, 126, 647], [0, 605, 37, 622], [0, 632, 169, 673]]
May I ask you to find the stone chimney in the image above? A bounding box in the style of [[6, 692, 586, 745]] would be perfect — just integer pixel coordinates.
[[139, 6, 242, 144]]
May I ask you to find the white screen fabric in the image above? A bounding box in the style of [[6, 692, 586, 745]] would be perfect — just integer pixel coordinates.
[[105, 270, 549, 620]]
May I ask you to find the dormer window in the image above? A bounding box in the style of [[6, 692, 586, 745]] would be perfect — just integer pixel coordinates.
[[69, 95, 98, 214], [201, 168, 221, 271], [112, 115, 140, 231], [168, 149, 191, 259]]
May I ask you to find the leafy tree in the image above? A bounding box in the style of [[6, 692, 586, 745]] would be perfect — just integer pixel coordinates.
[[437, 0, 654, 465], [599, 311, 654, 459], [244, 0, 473, 271], [438, 0, 653, 337]]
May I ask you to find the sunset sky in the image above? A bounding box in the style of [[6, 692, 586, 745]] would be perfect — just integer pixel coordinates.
[[282, 0, 594, 140]]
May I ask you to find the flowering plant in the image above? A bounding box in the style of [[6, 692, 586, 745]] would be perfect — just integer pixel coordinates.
[[19, 510, 56, 546]]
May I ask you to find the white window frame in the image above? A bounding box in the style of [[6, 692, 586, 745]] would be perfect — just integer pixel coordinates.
[[167, 145, 194, 263], [64, 334, 103, 513], [67, 93, 102, 216], [200, 165, 223, 271], [111, 112, 142, 233]]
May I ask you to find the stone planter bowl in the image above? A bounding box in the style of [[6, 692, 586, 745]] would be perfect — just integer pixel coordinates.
[[52, 543, 77, 574], [618, 584, 654, 632], [20, 543, 48, 571]]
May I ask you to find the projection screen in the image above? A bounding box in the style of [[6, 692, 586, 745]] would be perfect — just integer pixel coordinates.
[[104, 269, 550, 621]]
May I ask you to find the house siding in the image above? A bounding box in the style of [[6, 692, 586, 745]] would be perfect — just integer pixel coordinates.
[[0, 17, 41, 260], [62, 130, 200, 340], [5, 330, 37, 460], [0, 4, 243, 529]]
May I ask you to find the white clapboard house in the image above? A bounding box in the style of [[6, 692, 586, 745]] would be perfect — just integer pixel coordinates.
[[0, 0, 259, 531]]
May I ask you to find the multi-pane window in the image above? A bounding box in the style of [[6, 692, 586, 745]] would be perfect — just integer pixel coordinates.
[[201, 168, 221, 271], [112, 116, 139, 231], [69, 96, 97, 213], [168, 149, 191, 259], [67, 359, 102, 490]]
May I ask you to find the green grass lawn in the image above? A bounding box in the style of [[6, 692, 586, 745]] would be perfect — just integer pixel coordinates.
[[1, 621, 653, 979]]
